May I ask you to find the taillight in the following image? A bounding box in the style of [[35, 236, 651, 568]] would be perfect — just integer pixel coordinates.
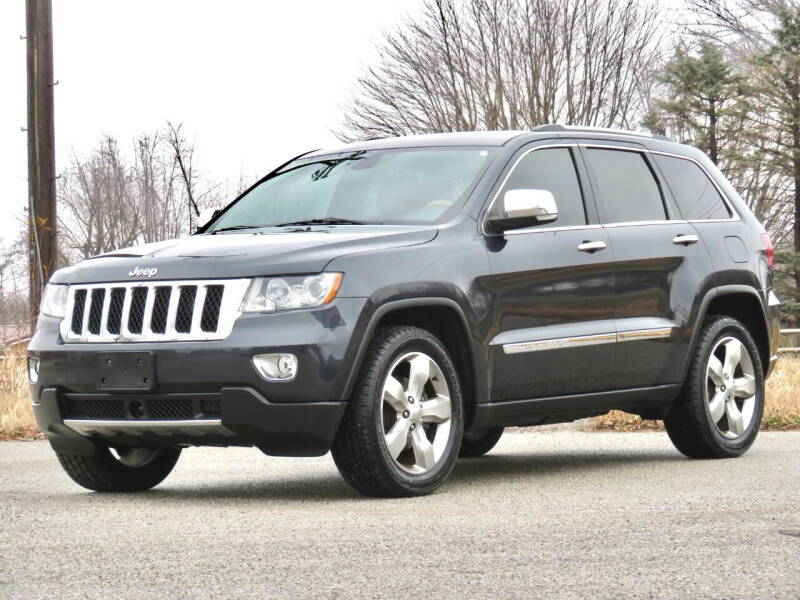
[[760, 233, 774, 269]]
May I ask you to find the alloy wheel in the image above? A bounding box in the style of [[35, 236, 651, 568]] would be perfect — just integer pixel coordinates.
[[380, 351, 453, 475], [705, 336, 757, 439]]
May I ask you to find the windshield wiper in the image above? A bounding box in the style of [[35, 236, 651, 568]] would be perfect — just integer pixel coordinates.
[[209, 225, 266, 234], [271, 217, 379, 227]]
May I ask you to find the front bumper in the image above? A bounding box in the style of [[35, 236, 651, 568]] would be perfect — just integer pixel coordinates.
[[28, 298, 367, 456], [33, 387, 346, 456]]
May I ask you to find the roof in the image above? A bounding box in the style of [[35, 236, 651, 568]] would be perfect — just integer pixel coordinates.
[[304, 126, 694, 159], [305, 130, 528, 157], [531, 124, 673, 142]]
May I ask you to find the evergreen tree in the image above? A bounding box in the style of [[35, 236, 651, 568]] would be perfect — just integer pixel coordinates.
[[754, 6, 800, 256], [650, 41, 747, 165]]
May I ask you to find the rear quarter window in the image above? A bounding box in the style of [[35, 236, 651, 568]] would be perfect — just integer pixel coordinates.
[[652, 154, 731, 220]]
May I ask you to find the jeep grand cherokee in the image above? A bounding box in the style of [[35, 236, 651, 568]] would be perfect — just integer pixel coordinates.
[[28, 125, 781, 497]]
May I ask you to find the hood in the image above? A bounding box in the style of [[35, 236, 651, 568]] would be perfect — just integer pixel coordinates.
[[51, 225, 438, 284]]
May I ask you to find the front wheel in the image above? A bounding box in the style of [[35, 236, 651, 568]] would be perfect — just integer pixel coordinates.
[[331, 325, 464, 497], [57, 446, 181, 492], [664, 316, 764, 459]]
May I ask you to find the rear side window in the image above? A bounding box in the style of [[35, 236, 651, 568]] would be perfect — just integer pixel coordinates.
[[584, 149, 666, 223], [652, 154, 731, 220], [496, 147, 586, 227]]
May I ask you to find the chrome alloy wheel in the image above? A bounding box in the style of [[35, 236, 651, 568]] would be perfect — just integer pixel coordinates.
[[380, 351, 453, 475], [705, 336, 757, 439]]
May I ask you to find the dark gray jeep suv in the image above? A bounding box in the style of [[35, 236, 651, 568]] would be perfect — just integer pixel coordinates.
[[28, 126, 781, 497]]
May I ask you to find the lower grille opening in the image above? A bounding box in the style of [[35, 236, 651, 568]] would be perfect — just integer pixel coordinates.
[[62, 396, 222, 420]]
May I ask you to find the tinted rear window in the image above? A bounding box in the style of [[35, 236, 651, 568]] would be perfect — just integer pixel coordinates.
[[653, 154, 731, 220], [584, 149, 666, 223]]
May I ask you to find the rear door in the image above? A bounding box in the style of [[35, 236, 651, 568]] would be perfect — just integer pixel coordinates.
[[483, 141, 617, 401], [579, 142, 713, 389]]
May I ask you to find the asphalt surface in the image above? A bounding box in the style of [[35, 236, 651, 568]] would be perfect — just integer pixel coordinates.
[[1, 431, 799, 600]]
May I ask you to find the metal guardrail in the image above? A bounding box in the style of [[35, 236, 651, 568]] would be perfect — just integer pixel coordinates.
[[778, 329, 800, 353]]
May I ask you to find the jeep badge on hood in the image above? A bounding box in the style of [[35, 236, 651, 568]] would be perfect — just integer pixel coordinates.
[[128, 266, 158, 278]]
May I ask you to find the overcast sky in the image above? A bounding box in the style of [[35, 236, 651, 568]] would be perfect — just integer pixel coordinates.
[[0, 0, 423, 247]]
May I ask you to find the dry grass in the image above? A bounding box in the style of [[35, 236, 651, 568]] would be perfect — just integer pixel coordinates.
[[594, 355, 800, 431], [0, 350, 798, 440], [762, 355, 800, 429], [0, 345, 42, 440]]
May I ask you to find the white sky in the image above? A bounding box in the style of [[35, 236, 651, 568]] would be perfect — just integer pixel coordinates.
[[0, 0, 423, 247]]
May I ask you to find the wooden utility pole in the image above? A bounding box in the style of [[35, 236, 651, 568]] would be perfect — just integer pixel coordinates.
[[25, 0, 57, 323]]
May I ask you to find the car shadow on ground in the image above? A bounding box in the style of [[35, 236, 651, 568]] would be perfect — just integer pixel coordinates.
[[448, 448, 685, 486], [136, 446, 686, 503]]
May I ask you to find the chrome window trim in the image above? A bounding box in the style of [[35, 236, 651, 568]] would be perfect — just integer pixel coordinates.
[[480, 143, 586, 237], [502, 327, 674, 354], [603, 219, 687, 228], [496, 224, 603, 236]]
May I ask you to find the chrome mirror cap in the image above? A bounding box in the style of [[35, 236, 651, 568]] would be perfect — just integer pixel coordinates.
[[487, 189, 559, 232]]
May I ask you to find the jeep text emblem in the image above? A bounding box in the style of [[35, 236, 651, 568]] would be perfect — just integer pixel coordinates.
[[129, 266, 158, 278]]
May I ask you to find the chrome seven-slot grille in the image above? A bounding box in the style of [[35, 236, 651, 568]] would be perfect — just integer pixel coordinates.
[[61, 279, 251, 342]]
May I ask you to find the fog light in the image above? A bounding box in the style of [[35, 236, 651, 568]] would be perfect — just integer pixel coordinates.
[[252, 353, 298, 381], [28, 357, 40, 384]]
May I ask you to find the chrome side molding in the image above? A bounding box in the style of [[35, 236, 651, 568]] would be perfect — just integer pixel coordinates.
[[503, 327, 674, 354]]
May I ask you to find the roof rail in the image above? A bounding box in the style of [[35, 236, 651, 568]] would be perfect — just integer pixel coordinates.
[[531, 124, 672, 142]]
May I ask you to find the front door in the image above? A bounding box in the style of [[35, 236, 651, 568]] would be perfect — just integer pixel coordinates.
[[482, 143, 617, 401]]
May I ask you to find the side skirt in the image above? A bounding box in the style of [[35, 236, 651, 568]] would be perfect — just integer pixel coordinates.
[[470, 383, 682, 430]]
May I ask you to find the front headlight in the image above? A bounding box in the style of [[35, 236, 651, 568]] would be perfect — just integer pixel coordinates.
[[40, 284, 68, 318], [242, 273, 343, 313]]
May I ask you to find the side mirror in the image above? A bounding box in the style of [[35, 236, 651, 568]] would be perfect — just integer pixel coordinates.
[[197, 207, 222, 228], [487, 189, 558, 232]]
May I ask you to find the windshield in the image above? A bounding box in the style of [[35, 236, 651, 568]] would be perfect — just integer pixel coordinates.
[[207, 146, 496, 231]]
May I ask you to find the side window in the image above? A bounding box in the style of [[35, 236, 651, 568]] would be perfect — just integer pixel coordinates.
[[652, 154, 731, 220], [496, 147, 587, 227], [584, 148, 666, 223]]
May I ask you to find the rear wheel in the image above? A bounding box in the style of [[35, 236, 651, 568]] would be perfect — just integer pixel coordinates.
[[664, 316, 764, 459], [331, 325, 464, 497], [459, 427, 504, 457], [57, 445, 181, 492]]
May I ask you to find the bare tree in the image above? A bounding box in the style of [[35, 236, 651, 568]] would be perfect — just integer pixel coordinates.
[[58, 136, 139, 258], [685, 0, 791, 56], [338, 0, 664, 140], [58, 124, 225, 261]]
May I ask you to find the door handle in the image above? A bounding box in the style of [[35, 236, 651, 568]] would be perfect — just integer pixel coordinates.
[[672, 234, 699, 246], [577, 240, 607, 253]]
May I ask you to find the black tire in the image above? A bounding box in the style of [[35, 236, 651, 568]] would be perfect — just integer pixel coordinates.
[[331, 325, 464, 497], [56, 446, 181, 492], [664, 315, 764, 459], [459, 427, 504, 457]]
